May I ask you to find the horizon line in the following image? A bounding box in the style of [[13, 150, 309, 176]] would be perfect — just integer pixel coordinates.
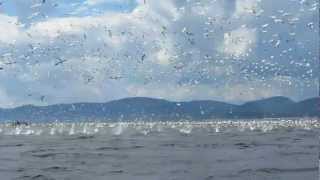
[[1, 95, 318, 110]]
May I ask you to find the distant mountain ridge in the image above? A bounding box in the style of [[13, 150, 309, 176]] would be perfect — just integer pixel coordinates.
[[0, 96, 318, 122]]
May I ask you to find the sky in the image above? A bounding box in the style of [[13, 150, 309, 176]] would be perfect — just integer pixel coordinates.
[[0, 0, 318, 108]]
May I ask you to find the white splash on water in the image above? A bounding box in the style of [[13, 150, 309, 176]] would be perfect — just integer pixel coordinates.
[[0, 119, 318, 136], [69, 123, 75, 135], [179, 124, 193, 134], [111, 122, 126, 136], [215, 127, 220, 133], [50, 127, 56, 135]]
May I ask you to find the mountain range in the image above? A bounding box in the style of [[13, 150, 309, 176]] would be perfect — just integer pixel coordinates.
[[0, 96, 318, 122]]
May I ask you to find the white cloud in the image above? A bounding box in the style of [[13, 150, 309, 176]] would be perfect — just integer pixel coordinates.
[[124, 80, 289, 103], [0, 87, 14, 108], [85, 0, 107, 6], [85, 0, 131, 6], [220, 27, 256, 58], [234, 0, 262, 17], [155, 49, 171, 65], [0, 0, 317, 107], [0, 14, 21, 44]]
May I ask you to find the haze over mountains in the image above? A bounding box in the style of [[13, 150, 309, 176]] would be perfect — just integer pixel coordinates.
[[0, 96, 318, 122]]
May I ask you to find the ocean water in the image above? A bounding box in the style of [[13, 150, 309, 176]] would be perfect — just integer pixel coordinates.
[[0, 119, 318, 180]]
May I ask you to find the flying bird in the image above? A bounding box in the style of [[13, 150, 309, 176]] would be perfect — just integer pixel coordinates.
[[40, 96, 45, 102], [141, 54, 146, 63], [54, 58, 67, 66], [109, 75, 124, 80]]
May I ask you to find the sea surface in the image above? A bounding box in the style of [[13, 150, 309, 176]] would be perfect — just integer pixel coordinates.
[[0, 119, 319, 180]]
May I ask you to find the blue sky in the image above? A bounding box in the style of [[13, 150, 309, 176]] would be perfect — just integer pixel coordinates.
[[0, 0, 318, 107], [0, 0, 138, 22]]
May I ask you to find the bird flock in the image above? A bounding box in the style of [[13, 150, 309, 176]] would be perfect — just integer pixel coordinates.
[[0, 0, 318, 105]]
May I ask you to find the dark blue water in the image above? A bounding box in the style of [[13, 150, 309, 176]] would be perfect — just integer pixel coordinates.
[[0, 120, 318, 180]]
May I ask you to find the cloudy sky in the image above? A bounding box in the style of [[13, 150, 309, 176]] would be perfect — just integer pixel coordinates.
[[0, 0, 318, 108]]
